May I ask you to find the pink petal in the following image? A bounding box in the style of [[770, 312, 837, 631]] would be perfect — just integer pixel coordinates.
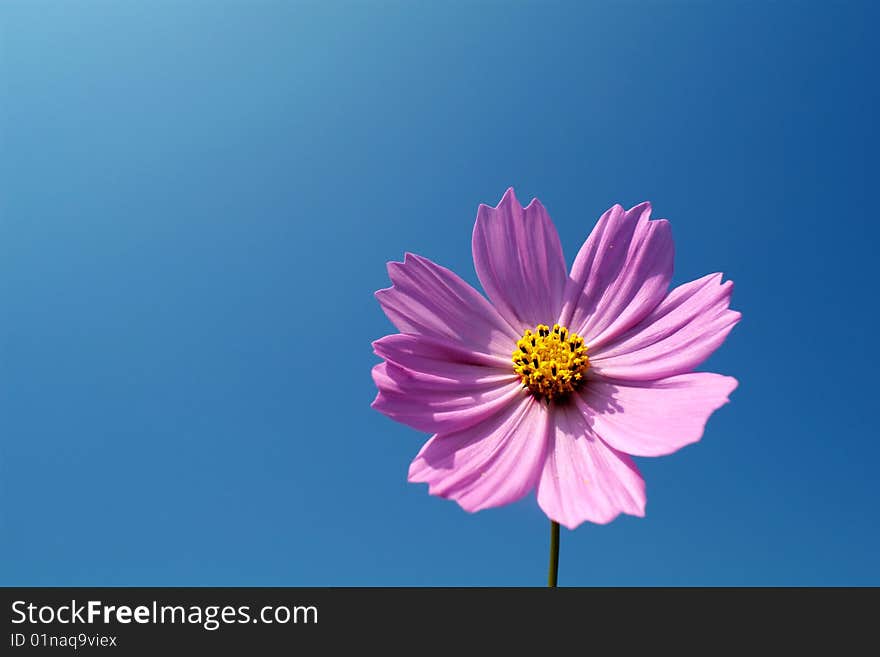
[[558, 203, 673, 351], [375, 252, 519, 356], [373, 333, 515, 374], [408, 396, 550, 513], [589, 273, 741, 380], [536, 402, 646, 529], [576, 373, 738, 457], [371, 334, 522, 434], [472, 188, 568, 331]]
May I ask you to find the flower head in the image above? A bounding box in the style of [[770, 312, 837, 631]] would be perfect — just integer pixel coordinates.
[[372, 189, 739, 529]]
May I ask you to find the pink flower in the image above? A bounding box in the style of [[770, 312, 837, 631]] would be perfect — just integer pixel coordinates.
[[371, 189, 739, 529]]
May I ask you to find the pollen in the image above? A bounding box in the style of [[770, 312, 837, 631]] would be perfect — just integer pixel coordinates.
[[512, 324, 589, 402]]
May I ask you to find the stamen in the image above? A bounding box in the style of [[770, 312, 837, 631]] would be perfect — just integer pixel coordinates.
[[511, 323, 590, 401]]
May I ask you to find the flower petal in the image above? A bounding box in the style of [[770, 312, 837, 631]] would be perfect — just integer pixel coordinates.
[[576, 373, 738, 457], [408, 396, 550, 513], [375, 252, 519, 356], [536, 402, 646, 529], [372, 363, 523, 435], [589, 273, 740, 380], [373, 333, 515, 373], [371, 333, 522, 434], [558, 203, 673, 351], [472, 188, 568, 331]]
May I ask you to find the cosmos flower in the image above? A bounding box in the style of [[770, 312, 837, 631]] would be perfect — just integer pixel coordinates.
[[371, 189, 739, 530]]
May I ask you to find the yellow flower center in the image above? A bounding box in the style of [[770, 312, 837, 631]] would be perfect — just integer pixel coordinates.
[[512, 324, 590, 402]]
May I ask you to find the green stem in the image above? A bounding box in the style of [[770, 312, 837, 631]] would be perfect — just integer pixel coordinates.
[[548, 520, 560, 587]]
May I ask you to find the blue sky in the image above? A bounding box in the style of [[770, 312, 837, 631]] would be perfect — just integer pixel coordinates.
[[1, 1, 878, 585]]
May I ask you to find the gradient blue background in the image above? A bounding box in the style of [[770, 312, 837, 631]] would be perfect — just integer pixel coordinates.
[[2, 1, 878, 586]]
